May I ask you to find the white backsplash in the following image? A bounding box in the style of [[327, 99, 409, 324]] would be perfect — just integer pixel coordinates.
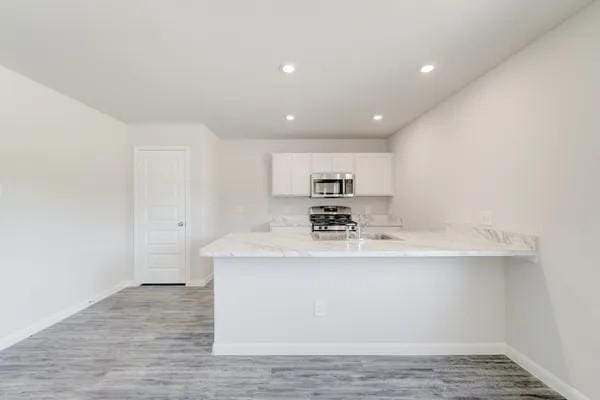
[[268, 196, 390, 217]]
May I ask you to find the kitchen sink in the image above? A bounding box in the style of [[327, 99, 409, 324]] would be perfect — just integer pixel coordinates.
[[360, 232, 397, 240], [311, 232, 398, 241]]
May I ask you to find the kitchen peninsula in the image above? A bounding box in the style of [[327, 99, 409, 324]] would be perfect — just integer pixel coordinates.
[[201, 226, 537, 355]]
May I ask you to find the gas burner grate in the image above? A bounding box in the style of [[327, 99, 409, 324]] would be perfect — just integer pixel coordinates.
[[310, 214, 351, 222]]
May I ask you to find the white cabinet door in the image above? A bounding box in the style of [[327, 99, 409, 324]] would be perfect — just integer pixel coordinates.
[[291, 154, 311, 196], [311, 154, 332, 172], [272, 153, 292, 195], [354, 153, 394, 196], [331, 154, 354, 172], [272, 153, 311, 196], [311, 154, 354, 172]]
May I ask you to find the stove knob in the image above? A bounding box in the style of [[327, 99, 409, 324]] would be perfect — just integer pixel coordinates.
[[323, 226, 328, 230]]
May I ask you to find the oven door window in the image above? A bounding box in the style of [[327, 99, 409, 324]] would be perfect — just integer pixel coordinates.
[[313, 180, 342, 196]]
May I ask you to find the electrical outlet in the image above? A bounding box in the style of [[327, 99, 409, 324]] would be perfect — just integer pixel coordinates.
[[314, 300, 327, 317], [479, 210, 493, 226]]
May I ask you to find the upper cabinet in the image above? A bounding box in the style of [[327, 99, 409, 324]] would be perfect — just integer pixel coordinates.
[[272, 153, 311, 196], [272, 153, 394, 197], [354, 153, 394, 196], [311, 154, 354, 173], [272, 153, 292, 195], [290, 154, 311, 196]]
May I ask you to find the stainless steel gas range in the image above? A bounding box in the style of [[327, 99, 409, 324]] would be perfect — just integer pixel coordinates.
[[309, 206, 357, 232]]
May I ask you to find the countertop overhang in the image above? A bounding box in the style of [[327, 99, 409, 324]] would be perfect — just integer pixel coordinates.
[[200, 226, 537, 258]]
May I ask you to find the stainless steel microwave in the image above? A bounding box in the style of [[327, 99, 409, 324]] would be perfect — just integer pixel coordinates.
[[310, 173, 354, 198]]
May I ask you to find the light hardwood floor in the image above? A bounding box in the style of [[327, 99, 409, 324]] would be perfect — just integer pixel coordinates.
[[0, 284, 564, 399]]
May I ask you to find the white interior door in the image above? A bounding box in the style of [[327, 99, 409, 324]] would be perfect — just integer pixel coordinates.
[[135, 148, 189, 284]]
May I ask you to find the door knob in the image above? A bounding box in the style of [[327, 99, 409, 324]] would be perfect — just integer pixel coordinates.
[[177, 221, 185, 227]]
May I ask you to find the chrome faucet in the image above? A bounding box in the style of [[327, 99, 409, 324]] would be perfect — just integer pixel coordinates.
[[356, 214, 370, 239]]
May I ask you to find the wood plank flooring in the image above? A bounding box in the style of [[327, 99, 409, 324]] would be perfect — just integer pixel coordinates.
[[0, 284, 564, 399]]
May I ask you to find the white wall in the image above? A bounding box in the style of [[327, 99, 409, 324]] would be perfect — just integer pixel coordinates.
[[219, 139, 390, 233], [214, 257, 506, 355], [389, 2, 600, 398], [128, 124, 220, 283], [0, 65, 132, 347]]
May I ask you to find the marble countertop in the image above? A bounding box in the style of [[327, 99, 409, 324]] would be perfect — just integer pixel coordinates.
[[200, 226, 537, 258]]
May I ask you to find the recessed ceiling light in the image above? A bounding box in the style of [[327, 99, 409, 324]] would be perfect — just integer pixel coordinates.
[[280, 63, 296, 74], [285, 114, 295, 121], [373, 114, 383, 121], [420, 64, 435, 74]]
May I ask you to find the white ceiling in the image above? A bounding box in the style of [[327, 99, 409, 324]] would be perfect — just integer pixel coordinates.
[[0, 0, 591, 139]]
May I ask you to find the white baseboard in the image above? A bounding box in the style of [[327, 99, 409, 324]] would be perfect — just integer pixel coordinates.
[[187, 273, 213, 287], [0, 280, 136, 352], [213, 341, 506, 356], [505, 345, 590, 400]]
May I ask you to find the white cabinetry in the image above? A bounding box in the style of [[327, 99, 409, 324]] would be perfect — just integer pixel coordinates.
[[272, 153, 292, 195], [290, 154, 311, 196], [310, 154, 331, 173], [272, 153, 393, 197], [354, 153, 394, 196], [272, 153, 311, 196], [311, 153, 354, 173], [331, 154, 354, 172]]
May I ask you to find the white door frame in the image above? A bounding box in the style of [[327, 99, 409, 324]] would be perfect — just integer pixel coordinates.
[[133, 146, 191, 285]]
